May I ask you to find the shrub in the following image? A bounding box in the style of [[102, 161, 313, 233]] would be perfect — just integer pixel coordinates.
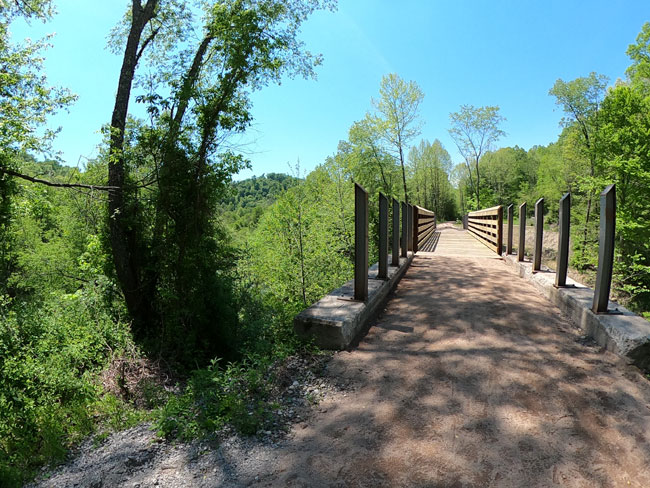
[[0, 288, 133, 487]]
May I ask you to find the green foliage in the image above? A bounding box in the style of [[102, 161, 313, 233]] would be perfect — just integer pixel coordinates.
[[0, 33, 75, 156], [0, 0, 55, 22], [0, 4, 76, 299], [1, 158, 109, 299], [448, 105, 506, 210], [479, 146, 532, 208], [595, 84, 650, 308], [0, 157, 134, 486], [157, 357, 277, 440], [246, 162, 354, 313], [549, 73, 609, 134], [626, 22, 650, 95], [408, 140, 457, 219], [370, 73, 424, 202], [0, 155, 18, 290], [0, 289, 133, 487], [344, 117, 401, 198], [221, 173, 300, 235]]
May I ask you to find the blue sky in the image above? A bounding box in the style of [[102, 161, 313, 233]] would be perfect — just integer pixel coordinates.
[[12, 1, 650, 179]]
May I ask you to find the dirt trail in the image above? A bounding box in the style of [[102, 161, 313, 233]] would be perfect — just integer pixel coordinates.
[[33, 236, 650, 487], [258, 250, 650, 487]]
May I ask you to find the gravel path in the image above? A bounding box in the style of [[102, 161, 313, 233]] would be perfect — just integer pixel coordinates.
[[30, 244, 650, 487]]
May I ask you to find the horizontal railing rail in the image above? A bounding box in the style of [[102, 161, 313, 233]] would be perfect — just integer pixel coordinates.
[[467, 205, 503, 255], [413, 205, 436, 253]]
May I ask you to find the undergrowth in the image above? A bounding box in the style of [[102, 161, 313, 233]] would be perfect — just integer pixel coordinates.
[[0, 288, 142, 487], [2, 276, 315, 487], [154, 301, 314, 441], [157, 356, 280, 440]]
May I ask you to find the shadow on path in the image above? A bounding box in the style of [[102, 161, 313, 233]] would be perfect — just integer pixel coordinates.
[[257, 253, 650, 487], [418, 231, 440, 252]]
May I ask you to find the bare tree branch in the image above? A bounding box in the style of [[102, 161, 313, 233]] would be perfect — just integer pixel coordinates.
[[0, 167, 118, 191]]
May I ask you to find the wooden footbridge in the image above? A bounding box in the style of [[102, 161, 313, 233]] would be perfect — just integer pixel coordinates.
[[294, 183, 643, 353], [417, 223, 496, 257], [287, 183, 650, 486]]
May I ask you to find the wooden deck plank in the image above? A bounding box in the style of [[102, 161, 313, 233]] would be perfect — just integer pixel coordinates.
[[417, 224, 499, 258]]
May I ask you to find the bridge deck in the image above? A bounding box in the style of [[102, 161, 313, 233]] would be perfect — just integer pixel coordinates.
[[260, 225, 650, 486], [418, 222, 497, 257]]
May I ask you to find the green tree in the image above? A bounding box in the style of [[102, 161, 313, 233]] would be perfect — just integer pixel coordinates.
[[626, 21, 650, 95], [0, 0, 76, 290], [0, 1, 54, 20], [346, 116, 400, 197], [221, 173, 300, 236], [247, 159, 354, 316], [105, 0, 335, 363], [448, 105, 505, 210], [450, 163, 470, 216], [549, 72, 608, 258], [479, 146, 531, 208], [407, 139, 455, 218], [370, 73, 424, 204], [596, 84, 650, 308]]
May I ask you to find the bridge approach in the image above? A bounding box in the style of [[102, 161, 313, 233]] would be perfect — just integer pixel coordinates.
[[288, 187, 650, 485]]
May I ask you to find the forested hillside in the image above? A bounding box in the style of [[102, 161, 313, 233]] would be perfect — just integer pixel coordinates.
[[221, 173, 300, 233], [1, 1, 649, 485]]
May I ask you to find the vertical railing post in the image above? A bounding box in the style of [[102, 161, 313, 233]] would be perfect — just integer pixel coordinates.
[[555, 193, 571, 287], [392, 198, 400, 266], [412, 205, 419, 253], [533, 198, 544, 271], [507, 204, 514, 255], [378, 192, 388, 280], [497, 205, 503, 256], [408, 205, 412, 252], [593, 184, 616, 314], [463, 214, 468, 230], [401, 201, 408, 258], [354, 183, 368, 301], [518, 202, 526, 262]]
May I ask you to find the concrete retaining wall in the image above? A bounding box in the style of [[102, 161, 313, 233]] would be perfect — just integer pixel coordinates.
[[294, 253, 415, 349]]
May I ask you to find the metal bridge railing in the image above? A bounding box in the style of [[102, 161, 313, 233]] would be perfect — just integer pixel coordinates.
[[354, 184, 435, 302], [467, 184, 617, 315]]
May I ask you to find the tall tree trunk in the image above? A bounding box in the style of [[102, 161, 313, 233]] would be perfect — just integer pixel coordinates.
[[434, 167, 440, 217], [423, 172, 429, 210], [399, 143, 408, 204], [581, 196, 592, 258], [108, 0, 158, 331], [463, 159, 476, 210], [296, 187, 307, 306], [474, 156, 480, 210], [369, 142, 390, 194], [578, 123, 596, 260], [580, 159, 596, 259]]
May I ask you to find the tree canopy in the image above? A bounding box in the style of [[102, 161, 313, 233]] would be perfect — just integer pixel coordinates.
[[448, 105, 505, 210]]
